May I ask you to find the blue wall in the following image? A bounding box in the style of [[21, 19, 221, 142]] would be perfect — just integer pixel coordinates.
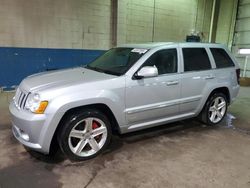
[[0, 47, 105, 90]]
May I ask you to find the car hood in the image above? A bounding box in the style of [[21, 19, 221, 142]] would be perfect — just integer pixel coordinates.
[[20, 67, 116, 92]]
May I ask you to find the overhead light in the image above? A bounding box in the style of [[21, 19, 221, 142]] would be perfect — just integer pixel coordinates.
[[238, 49, 250, 55]]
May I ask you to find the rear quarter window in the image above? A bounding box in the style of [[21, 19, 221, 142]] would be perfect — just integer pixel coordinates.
[[183, 48, 211, 72], [210, 48, 235, 68]]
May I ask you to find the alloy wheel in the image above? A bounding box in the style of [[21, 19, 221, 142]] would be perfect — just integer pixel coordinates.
[[208, 96, 226, 124], [68, 117, 108, 157]]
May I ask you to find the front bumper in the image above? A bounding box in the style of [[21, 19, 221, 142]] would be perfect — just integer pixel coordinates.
[[12, 125, 42, 150], [9, 101, 49, 153]]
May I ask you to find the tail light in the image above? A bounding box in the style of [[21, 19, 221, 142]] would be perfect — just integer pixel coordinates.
[[236, 69, 240, 84]]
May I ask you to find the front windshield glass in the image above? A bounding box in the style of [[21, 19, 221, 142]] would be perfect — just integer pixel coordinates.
[[85, 47, 148, 76]]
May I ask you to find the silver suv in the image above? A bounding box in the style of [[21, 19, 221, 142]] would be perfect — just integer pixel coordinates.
[[10, 42, 240, 160]]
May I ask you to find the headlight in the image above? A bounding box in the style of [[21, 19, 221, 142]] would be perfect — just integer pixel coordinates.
[[25, 93, 48, 114]]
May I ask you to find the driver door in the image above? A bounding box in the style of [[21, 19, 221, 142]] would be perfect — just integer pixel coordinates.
[[125, 48, 181, 126]]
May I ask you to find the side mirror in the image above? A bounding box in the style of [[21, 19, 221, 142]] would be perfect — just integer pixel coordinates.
[[135, 66, 158, 79]]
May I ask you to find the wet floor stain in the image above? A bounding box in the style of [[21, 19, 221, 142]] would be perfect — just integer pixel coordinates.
[[0, 129, 63, 188], [0, 112, 250, 188], [1, 89, 250, 187], [219, 113, 250, 135], [0, 160, 62, 188], [0, 120, 202, 188]]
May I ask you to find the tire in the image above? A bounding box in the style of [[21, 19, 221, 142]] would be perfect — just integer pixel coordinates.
[[57, 109, 112, 161], [200, 93, 228, 126]]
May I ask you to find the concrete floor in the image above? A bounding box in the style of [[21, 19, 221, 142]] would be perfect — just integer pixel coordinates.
[[0, 87, 250, 188]]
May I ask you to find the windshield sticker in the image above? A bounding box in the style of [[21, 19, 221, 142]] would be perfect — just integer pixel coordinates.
[[131, 48, 148, 54]]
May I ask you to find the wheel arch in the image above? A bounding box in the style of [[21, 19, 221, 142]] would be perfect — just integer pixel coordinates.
[[198, 86, 229, 125], [49, 103, 120, 153], [198, 86, 230, 115], [207, 87, 231, 104]]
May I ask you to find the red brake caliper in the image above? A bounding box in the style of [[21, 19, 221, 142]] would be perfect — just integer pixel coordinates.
[[92, 121, 101, 141]]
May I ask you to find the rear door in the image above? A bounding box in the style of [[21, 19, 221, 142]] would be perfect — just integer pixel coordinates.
[[179, 46, 216, 114]]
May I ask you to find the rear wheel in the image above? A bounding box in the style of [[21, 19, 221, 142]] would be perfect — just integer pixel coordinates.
[[58, 109, 112, 161], [200, 93, 228, 126]]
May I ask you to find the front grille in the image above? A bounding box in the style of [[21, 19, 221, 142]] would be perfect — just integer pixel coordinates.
[[14, 88, 29, 110]]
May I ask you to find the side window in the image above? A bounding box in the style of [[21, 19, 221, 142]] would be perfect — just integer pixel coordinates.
[[183, 48, 211, 72], [210, 48, 235, 68], [142, 49, 177, 75]]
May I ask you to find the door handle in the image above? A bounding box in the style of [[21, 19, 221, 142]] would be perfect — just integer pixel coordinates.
[[166, 80, 179, 86], [192, 76, 201, 79], [204, 75, 215, 80]]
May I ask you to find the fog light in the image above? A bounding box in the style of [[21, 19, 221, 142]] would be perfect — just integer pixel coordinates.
[[20, 130, 29, 141]]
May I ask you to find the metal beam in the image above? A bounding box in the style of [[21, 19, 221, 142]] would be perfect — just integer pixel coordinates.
[[209, 0, 221, 43], [111, 0, 118, 47]]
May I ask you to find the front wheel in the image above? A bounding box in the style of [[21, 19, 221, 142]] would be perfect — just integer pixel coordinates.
[[57, 109, 112, 161], [200, 93, 228, 126]]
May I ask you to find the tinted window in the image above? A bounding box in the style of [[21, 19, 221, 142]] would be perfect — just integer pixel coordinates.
[[183, 48, 211, 71], [210, 48, 235, 68], [86, 48, 147, 76], [142, 49, 177, 75]]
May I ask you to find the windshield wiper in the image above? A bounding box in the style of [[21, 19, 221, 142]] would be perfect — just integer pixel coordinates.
[[85, 65, 104, 73], [85, 65, 120, 76], [101, 70, 120, 76]]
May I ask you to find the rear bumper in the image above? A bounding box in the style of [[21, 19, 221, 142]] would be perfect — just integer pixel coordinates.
[[230, 85, 240, 104]]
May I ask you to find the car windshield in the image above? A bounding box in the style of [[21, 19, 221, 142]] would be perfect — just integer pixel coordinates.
[[85, 47, 148, 76]]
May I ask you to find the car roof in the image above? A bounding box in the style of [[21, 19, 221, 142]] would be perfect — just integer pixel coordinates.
[[118, 42, 226, 49], [119, 42, 174, 49]]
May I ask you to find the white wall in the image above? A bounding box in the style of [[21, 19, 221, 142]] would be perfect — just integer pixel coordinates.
[[0, 0, 236, 50], [117, 0, 214, 45], [0, 0, 112, 49], [216, 0, 238, 48]]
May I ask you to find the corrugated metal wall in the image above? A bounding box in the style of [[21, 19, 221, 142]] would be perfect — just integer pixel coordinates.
[[233, 0, 250, 77]]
